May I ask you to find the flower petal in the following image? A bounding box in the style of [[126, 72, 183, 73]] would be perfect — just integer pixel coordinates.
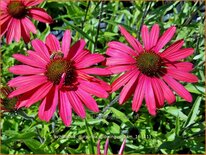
[[79, 68, 112, 76], [153, 26, 176, 52], [150, 24, 160, 50], [24, 0, 44, 7], [151, 78, 164, 108], [62, 30, 71, 58], [38, 86, 58, 122], [76, 87, 99, 112], [9, 65, 45, 75], [46, 33, 61, 52], [108, 65, 136, 74], [166, 62, 193, 72], [67, 91, 86, 118], [28, 8, 53, 23], [59, 91, 72, 126], [119, 25, 144, 53], [21, 17, 37, 34], [104, 138, 109, 155], [106, 57, 136, 66], [141, 25, 150, 51], [163, 75, 192, 102]]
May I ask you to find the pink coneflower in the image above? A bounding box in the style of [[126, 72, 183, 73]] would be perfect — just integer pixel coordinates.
[[97, 138, 126, 155], [8, 30, 111, 126], [106, 24, 198, 115], [0, 0, 52, 44]]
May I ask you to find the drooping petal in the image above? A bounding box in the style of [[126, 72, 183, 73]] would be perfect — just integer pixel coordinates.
[[46, 33, 61, 52], [28, 8, 53, 23], [59, 91, 72, 126], [97, 139, 101, 155], [118, 138, 126, 155], [144, 77, 156, 116], [132, 74, 145, 112], [151, 78, 164, 108], [75, 87, 99, 112], [0, 15, 12, 37], [163, 75, 192, 102], [6, 18, 15, 44], [21, 17, 37, 34], [160, 39, 184, 57], [38, 86, 58, 122], [62, 30, 71, 58], [24, 0, 44, 7], [111, 69, 137, 92], [67, 91, 86, 118], [107, 41, 138, 56], [79, 80, 108, 98], [25, 82, 53, 107], [141, 25, 150, 51], [119, 25, 144, 53], [153, 26, 176, 52], [9, 65, 45, 75], [163, 48, 194, 61], [20, 19, 30, 43], [119, 70, 139, 104], [149, 24, 159, 50], [13, 19, 21, 42], [156, 78, 176, 104], [167, 69, 198, 83]]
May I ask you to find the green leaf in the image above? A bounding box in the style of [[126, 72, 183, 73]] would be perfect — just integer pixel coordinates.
[[162, 106, 188, 121], [183, 96, 202, 128]]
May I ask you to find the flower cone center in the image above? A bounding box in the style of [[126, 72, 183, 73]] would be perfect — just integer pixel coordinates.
[[45, 59, 75, 85], [7, 1, 27, 18], [136, 52, 163, 76]]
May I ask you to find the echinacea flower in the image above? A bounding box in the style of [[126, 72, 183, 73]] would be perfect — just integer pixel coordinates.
[[0, 0, 52, 44], [97, 138, 126, 155], [106, 24, 198, 115], [8, 30, 111, 126]]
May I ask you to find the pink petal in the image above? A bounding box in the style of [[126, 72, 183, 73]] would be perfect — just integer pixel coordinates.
[[73, 49, 89, 63], [9, 65, 45, 75], [67, 39, 86, 60], [93, 78, 111, 92], [0, 0, 7, 10], [132, 74, 145, 112], [20, 19, 30, 43], [111, 69, 137, 92], [6, 18, 15, 44], [79, 68, 112, 76], [156, 78, 176, 104], [59, 91, 72, 126], [46, 34, 61, 52], [76, 88, 99, 112], [167, 69, 198, 83], [67, 91, 86, 118], [118, 138, 126, 155], [8, 78, 48, 98], [8, 75, 47, 87], [163, 75, 192, 102], [104, 138, 109, 155], [153, 26, 176, 52], [141, 25, 150, 51], [106, 47, 133, 58], [21, 17, 37, 34], [119, 25, 144, 53], [163, 48, 194, 61], [144, 77, 156, 116], [25, 82, 53, 107], [151, 78, 164, 108], [108, 65, 136, 74], [107, 41, 138, 56], [13, 19, 21, 42], [13, 54, 46, 69], [28, 8, 53, 23], [75, 54, 105, 69], [79, 80, 108, 98], [166, 62, 193, 72], [62, 30, 71, 58], [31, 39, 50, 62], [24, 0, 44, 7], [150, 24, 160, 50], [38, 86, 58, 122], [0, 15, 12, 37], [27, 50, 48, 66], [119, 70, 139, 104], [106, 57, 136, 66], [160, 39, 184, 57]]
